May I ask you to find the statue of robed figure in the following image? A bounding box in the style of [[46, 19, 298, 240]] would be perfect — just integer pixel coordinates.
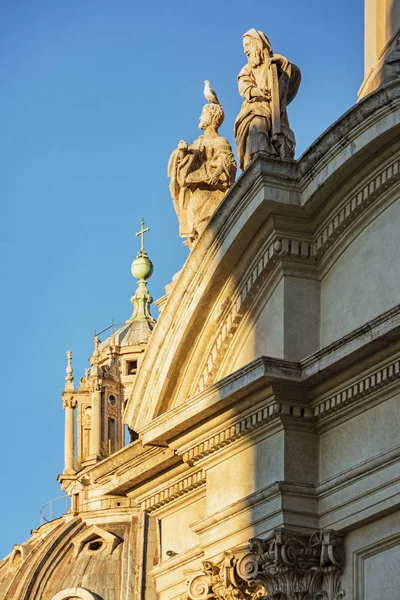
[[234, 29, 301, 170], [168, 101, 237, 246]]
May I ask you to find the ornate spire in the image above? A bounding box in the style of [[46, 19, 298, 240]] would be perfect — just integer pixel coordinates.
[[64, 350, 74, 392], [128, 218, 154, 323], [90, 335, 100, 375]]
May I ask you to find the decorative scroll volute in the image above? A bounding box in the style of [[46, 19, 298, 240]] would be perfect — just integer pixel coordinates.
[[187, 529, 344, 600], [188, 553, 253, 600], [235, 552, 260, 583], [187, 572, 213, 600]]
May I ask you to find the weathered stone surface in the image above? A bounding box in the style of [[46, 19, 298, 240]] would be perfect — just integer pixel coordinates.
[[234, 29, 301, 170], [169, 101, 236, 246], [0, 515, 158, 600]]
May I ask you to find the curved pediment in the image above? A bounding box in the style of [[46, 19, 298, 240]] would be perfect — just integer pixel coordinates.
[[125, 80, 400, 439], [72, 525, 121, 558]]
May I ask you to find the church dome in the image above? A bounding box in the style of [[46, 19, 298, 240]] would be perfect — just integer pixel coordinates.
[[0, 511, 150, 600]]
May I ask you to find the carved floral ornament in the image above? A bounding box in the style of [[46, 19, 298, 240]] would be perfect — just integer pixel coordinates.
[[63, 394, 77, 410], [187, 529, 344, 600]]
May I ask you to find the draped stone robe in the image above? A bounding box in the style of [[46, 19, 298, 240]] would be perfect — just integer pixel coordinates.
[[234, 54, 301, 170], [168, 134, 236, 239]]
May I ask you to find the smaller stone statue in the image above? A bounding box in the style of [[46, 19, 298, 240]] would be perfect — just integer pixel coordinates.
[[234, 29, 301, 170], [168, 96, 237, 246]]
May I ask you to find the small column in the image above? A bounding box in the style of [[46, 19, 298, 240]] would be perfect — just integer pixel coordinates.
[[90, 336, 102, 459], [90, 388, 102, 458], [62, 351, 76, 474], [63, 395, 77, 473]]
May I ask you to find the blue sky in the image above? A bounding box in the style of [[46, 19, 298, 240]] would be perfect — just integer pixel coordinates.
[[0, 0, 363, 557]]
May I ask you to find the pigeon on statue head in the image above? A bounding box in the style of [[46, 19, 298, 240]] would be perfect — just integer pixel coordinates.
[[203, 80, 220, 104]]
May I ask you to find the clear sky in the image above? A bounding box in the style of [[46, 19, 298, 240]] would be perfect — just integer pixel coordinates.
[[0, 0, 363, 558]]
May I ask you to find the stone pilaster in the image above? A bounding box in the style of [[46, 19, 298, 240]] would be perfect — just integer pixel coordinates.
[[62, 394, 77, 474], [187, 529, 344, 600], [90, 388, 102, 459]]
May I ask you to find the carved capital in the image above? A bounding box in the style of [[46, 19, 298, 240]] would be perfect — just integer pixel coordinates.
[[63, 394, 77, 409], [187, 529, 344, 600], [188, 552, 249, 600]]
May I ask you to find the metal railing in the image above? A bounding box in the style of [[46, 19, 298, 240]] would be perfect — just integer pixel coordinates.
[[40, 495, 71, 524], [95, 321, 125, 342], [79, 496, 136, 512]]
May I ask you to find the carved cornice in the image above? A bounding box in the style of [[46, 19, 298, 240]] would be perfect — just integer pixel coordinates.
[[193, 157, 400, 398], [313, 157, 400, 259], [187, 529, 344, 600], [183, 355, 400, 466], [183, 401, 313, 466], [314, 356, 400, 418], [140, 469, 206, 513]]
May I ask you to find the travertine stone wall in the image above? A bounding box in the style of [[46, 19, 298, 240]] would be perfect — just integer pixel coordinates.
[[160, 497, 205, 559], [340, 512, 400, 598], [320, 188, 400, 346], [319, 392, 400, 482], [231, 279, 285, 368], [206, 433, 285, 514]]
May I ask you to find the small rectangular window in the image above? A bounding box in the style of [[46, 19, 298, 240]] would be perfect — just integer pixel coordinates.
[[108, 418, 115, 453], [126, 359, 138, 375]]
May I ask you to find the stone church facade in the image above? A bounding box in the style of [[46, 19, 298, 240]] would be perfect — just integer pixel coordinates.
[[1, 2, 400, 599]]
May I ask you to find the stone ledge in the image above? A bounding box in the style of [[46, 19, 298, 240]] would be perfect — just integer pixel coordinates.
[[139, 357, 302, 446], [138, 305, 400, 447], [137, 469, 206, 513]]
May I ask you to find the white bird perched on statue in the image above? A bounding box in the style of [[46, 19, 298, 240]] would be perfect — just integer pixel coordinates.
[[203, 80, 220, 104]]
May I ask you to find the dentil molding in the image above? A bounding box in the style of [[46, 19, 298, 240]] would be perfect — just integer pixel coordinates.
[[194, 157, 400, 398]]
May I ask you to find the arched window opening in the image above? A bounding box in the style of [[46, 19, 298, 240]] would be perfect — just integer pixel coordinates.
[[51, 587, 101, 600], [11, 550, 22, 567]]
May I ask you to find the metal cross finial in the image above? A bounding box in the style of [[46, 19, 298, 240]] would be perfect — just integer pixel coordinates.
[[136, 217, 150, 253]]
